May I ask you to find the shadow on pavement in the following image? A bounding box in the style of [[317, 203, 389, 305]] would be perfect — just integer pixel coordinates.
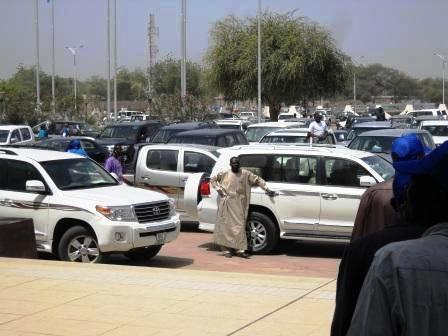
[[275, 240, 346, 259], [102, 254, 194, 268], [180, 221, 201, 233]]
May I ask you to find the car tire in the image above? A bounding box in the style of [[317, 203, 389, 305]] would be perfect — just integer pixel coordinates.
[[246, 211, 279, 254], [58, 226, 101, 263], [124, 245, 162, 262]]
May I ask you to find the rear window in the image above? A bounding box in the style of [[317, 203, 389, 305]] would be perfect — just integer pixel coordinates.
[[168, 136, 216, 146], [421, 125, 448, 137]]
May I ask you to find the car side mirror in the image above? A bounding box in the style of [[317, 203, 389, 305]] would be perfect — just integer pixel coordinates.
[[359, 175, 377, 187], [26, 180, 46, 193]]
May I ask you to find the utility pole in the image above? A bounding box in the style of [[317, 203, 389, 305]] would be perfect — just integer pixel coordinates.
[[180, 0, 187, 98], [34, 0, 41, 117], [106, 0, 111, 121], [434, 53, 446, 106], [147, 13, 159, 112], [353, 56, 364, 115], [113, 0, 118, 121], [51, 0, 56, 117], [257, 0, 262, 123], [65, 45, 83, 117]]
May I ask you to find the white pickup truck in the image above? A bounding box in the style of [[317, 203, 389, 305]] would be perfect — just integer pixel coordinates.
[[0, 147, 180, 263]]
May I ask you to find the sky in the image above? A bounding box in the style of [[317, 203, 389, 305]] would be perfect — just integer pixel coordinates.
[[0, 0, 447, 81]]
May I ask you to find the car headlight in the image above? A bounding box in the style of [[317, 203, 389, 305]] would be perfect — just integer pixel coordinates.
[[168, 198, 176, 216], [96, 205, 137, 221]]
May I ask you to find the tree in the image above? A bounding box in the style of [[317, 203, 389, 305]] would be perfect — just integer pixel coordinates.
[[205, 11, 349, 120]]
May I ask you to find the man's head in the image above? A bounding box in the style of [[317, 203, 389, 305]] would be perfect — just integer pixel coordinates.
[[314, 112, 322, 123], [230, 156, 240, 173], [112, 145, 123, 158], [391, 134, 428, 206], [394, 141, 448, 227]]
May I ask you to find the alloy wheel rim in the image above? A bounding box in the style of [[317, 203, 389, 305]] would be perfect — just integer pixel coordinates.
[[247, 220, 267, 250], [67, 235, 100, 263]]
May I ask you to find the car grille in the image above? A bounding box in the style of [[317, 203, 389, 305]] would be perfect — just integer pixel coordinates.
[[134, 201, 170, 223]]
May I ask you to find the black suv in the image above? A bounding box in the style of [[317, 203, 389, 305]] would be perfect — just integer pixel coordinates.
[[33, 120, 99, 137], [167, 128, 248, 147], [96, 121, 163, 165], [151, 121, 217, 144]]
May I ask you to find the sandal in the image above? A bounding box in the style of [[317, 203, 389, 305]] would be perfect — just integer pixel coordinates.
[[236, 252, 251, 259], [219, 251, 233, 258]]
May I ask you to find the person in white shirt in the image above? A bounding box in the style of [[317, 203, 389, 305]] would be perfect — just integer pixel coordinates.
[[307, 112, 328, 142]]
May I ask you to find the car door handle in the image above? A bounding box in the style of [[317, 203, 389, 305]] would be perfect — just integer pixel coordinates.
[[141, 176, 151, 180], [322, 193, 338, 200]]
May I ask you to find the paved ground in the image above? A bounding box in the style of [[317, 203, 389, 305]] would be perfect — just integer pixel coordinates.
[[0, 257, 337, 336], [101, 223, 345, 279]]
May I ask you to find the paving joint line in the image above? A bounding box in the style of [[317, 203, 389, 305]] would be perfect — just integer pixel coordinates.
[[226, 278, 336, 336]]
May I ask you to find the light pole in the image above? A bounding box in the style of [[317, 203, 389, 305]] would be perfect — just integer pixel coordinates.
[[353, 56, 364, 115], [65, 45, 84, 117], [34, 0, 41, 116], [180, 0, 187, 98], [434, 53, 446, 106]]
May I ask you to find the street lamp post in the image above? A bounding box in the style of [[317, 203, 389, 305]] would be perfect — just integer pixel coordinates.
[[257, 0, 262, 123], [352, 56, 364, 115], [434, 53, 446, 106], [65, 45, 84, 117]]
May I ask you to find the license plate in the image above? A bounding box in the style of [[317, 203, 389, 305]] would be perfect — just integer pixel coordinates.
[[156, 232, 166, 244]]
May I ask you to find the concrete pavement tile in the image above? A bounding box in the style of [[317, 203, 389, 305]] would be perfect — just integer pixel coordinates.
[[234, 321, 321, 336], [187, 292, 297, 307], [88, 325, 163, 336], [0, 276, 38, 290], [102, 285, 201, 301], [1, 315, 119, 336], [0, 313, 21, 324], [0, 288, 88, 305], [178, 302, 271, 320], [131, 313, 250, 334], [12, 279, 68, 291], [0, 299, 58, 315]]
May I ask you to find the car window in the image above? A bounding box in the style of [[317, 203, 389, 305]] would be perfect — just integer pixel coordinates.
[[5, 159, 44, 192], [324, 158, 371, 188], [20, 128, 32, 141], [146, 150, 178, 171], [281, 156, 318, 184], [418, 133, 435, 149], [0, 159, 7, 188], [10, 129, 21, 142], [184, 151, 215, 174], [235, 132, 247, 144], [80, 140, 95, 150], [0, 130, 9, 143], [225, 134, 236, 147]]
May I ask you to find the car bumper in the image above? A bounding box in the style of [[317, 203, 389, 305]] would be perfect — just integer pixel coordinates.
[[96, 215, 181, 253]]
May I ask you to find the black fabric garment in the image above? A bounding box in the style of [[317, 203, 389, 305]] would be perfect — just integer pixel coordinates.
[[331, 225, 426, 336]]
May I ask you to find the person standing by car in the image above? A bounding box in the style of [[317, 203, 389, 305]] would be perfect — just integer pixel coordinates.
[[104, 145, 124, 182], [307, 112, 328, 143], [61, 123, 70, 137], [375, 107, 386, 121], [211, 156, 276, 258], [37, 125, 48, 139], [65, 139, 88, 157]]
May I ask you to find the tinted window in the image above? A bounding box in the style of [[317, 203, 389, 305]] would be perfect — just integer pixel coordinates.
[[184, 152, 215, 174], [20, 128, 31, 141], [10, 129, 21, 142], [6, 159, 44, 192], [146, 150, 178, 171], [239, 154, 317, 184], [235, 132, 248, 144], [216, 136, 226, 147], [324, 158, 371, 187], [349, 136, 396, 153], [80, 140, 96, 150], [421, 125, 448, 137], [0, 130, 9, 143], [168, 136, 216, 146], [225, 134, 236, 147]]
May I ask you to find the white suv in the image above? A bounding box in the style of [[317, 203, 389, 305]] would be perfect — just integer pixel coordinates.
[[184, 145, 394, 253], [0, 147, 180, 263], [0, 125, 34, 145]]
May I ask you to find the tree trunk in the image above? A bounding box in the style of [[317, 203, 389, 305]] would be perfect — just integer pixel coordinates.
[[267, 98, 281, 121]]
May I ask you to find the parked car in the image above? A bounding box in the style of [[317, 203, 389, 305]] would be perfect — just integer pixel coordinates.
[[259, 128, 337, 145], [96, 121, 163, 167], [0, 125, 34, 145], [239, 111, 257, 120], [151, 122, 217, 144], [0, 147, 180, 263], [419, 120, 448, 146], [183, 145, 394, 253], [346, 116, 376, 129], [31, 137, 110, 165], [33, 120, 99, 138], [410, 115, 443, 129], [245, 122, 303, 144], [348, 128, 435, 162], [390, 115, 414, 128], [406, 109, 447, 118], [132, 144, 220, 221], [278, 112, 298, 121], [345, 121, 393, 146], [214, 119, 249, 131], [167, 128, 248, 147]]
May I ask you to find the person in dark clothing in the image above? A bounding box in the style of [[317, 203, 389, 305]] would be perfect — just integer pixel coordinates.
[[375, 106, 386, 121], [331, 134, 428, 336]]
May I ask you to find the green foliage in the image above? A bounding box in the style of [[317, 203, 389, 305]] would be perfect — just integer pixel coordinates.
[[206, 11, 349, 120]]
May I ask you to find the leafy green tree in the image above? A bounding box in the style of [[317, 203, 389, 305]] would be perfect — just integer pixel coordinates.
[[205, 11, 349, 120]]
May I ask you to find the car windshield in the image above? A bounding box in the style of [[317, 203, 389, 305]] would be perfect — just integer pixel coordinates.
[[246, 127, 280, 142], [41, 158, 118, 190], [0, 130, 9, 143], [260, 135, 308, 143], [421, 125, 448, 136], [100, 125, 139, 139], [361, 155, 395, 181], [347, 127, 390, 141], [152, 129, 180, 143], [218, 124, 240, 129], [278, 115, 294, 120], [349, 136, 396, 154], [168, 136, 215, 146]]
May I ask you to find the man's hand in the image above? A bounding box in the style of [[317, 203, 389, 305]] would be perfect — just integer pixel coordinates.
[[217, 189, 225, 197], [266, 189, 277, 197]]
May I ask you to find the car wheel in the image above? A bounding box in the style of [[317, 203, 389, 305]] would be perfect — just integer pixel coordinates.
[[124, 245, 162, 262], [246, 211, 279, 254], [58, 226, 101, 263]]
